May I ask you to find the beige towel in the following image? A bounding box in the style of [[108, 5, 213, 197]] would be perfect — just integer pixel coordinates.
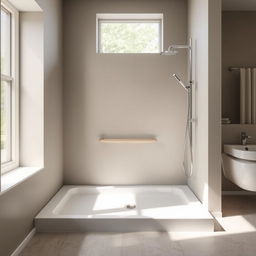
[[252, 68, 256, 124], [240, 68, 256, 124], [246, 68, 252, 124], [240, 68, 246, 124]]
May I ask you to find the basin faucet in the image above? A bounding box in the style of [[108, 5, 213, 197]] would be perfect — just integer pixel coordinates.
[[241, 132, 252, 145]]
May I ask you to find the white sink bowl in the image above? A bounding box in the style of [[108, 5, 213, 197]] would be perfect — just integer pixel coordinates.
[[224, 145, 256, 161], [222, 144, 256, 192]]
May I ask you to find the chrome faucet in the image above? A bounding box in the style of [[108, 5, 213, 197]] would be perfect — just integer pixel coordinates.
[[240, 132, 252, 145]]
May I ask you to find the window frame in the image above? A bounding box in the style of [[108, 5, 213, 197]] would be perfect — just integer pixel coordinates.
[[1, 0, 19, 174], [96, 13, 163, 54]]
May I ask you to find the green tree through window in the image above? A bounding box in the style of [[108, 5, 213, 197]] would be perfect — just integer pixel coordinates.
[[100, 22, 161, 53]]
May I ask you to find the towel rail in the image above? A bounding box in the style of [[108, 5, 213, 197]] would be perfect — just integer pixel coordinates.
[[99, 138, 157, 143], [229, 67, 256, 71]]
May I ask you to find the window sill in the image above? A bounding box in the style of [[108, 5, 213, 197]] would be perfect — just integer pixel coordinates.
[[0, 166, 43, 196]]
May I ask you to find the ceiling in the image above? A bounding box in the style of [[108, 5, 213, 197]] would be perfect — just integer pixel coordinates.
[[222, 0, 256, 11], [6, 0, 256, 12], [8, 0, 42, 12], [8, 0, 256, 12]]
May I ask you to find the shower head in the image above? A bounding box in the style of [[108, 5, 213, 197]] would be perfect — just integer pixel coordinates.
[[160, 43, 191, 56], [160, 49, 178, 56], [160, 47, 178, 56], [161, 48, 178, 56]]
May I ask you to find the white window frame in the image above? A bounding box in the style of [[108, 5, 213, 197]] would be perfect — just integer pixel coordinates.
[[1, 0, 19, 174], [96, 13, 163, 54]]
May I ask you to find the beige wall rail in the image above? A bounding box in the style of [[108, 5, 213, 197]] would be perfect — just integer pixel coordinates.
[[99, 138, 157, 143]]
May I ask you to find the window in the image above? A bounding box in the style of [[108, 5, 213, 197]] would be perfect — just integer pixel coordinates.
[[97, 14, 163, 54], [1, 0, 19, 174]]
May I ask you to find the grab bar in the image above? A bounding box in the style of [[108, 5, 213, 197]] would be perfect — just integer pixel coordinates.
[[99, 138, 157, 143]]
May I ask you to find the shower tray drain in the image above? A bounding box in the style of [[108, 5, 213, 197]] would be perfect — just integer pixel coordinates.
[[125, 204, 136, 209]]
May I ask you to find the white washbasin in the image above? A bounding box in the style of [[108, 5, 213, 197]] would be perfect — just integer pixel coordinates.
[[222, 144, 256, 191], [224, 145, 256, 161]]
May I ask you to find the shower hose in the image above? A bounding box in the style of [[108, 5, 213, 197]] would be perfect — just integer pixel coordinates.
[[183, 91, 193, 177]]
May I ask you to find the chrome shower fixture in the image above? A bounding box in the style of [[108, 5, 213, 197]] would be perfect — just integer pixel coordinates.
[[161, 38, 194, 178], [160, 44, 191, 56], [173, 74, 190, 92], [160, 46, 178, 56]]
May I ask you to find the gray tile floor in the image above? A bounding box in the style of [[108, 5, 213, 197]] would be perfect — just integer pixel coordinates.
[[20, 195, 256, 256]]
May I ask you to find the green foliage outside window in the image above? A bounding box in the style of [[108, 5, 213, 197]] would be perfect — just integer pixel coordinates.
[[100, 22, 160, 53]]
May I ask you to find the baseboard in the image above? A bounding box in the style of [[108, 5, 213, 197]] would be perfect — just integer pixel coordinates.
[[10, 228, 36, 256], [222, 191, 256, 196]]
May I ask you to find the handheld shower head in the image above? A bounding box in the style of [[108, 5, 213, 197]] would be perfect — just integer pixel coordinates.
[[173, 74, 190, 92]]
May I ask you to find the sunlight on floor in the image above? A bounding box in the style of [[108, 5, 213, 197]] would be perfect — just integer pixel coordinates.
[[168, 214, 256, 242], [20, 196, 256, 256], [217, 215, 256, 232]]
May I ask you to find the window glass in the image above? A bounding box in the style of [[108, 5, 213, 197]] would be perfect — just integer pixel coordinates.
[[99, 20, 162, 53], [1, 7, 11, 76], [1, 80, 11, 164], [1, 2, 18, 172]]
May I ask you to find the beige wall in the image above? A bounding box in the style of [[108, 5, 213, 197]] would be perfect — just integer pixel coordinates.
[[188, 0, 222, 216], [20, 12, 44, 167], [188, 0, 209, 206], [0, 0, 63, 255], [208, 0, 222, 216], [63, 0, 188, 185], [222, 12, 256, 124]]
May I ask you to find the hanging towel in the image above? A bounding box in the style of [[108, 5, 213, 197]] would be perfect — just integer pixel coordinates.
[[252, 68, 256, 124], [240, 68, 256, 124], [240, 68, 246, 124], [246, 68, 252, 124]]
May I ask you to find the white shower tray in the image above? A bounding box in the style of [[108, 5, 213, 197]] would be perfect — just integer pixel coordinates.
[[35, 185, 214, 232]]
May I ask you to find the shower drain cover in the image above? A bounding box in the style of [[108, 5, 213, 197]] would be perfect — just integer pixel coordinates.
[[126, 204, 136, 209]]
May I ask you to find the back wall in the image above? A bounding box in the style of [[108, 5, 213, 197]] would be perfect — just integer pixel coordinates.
[[222, 11, 256, 124], [63, 0, 188, 185]]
